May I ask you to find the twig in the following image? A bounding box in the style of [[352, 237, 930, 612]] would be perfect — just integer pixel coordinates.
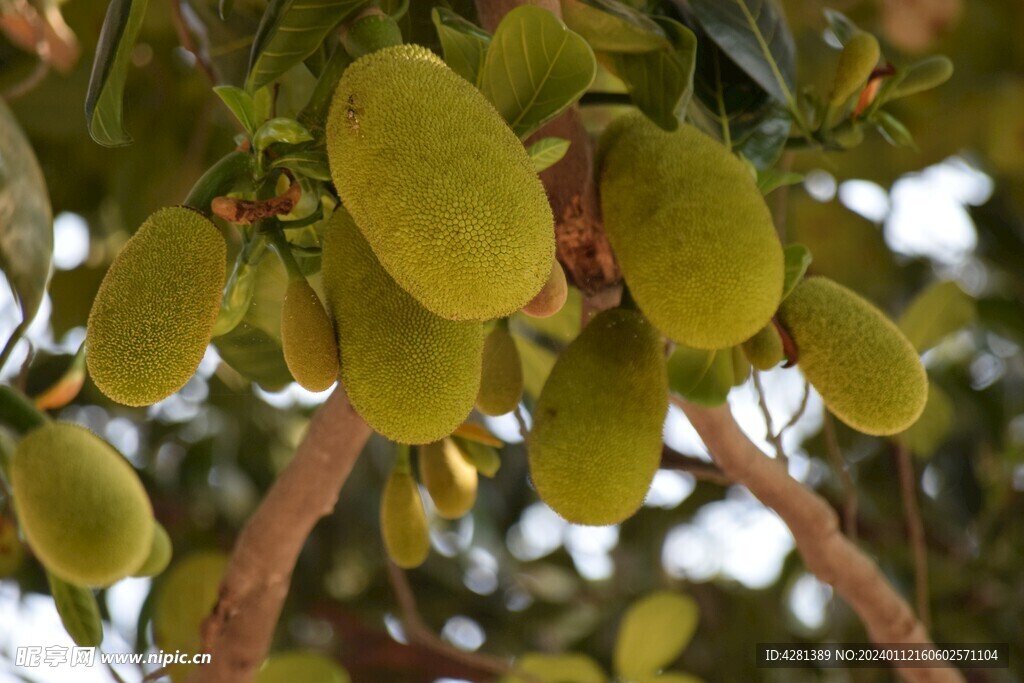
[[1, 59, 49, 100], [778, 378, 811, 436], [211, 174, 300, 224], [141, 665, 169, 683], [660, 445, 732, 486], [168, 0, 217, 85], [822, 410, 858, 542], [513, 404, 530, 443], [752, 370, 788, 466], [896, 443, 931, 630], [675, 397, 961, 683]]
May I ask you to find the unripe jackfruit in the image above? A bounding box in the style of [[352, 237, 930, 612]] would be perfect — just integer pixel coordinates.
[[522, 260, 568, 318], [281, 277, 339, 392], [133, 522, 172, 577], [380, 469, 430, 568], [742, 324, 785, 370], [419, 439, 478, 520], [87, 207, 226, 406], [10, 423, 154, 587], [831, 32, 880, 105], [599, 114, 784, 349], [477, 326, 523, 416], [322, 210, 484, 444], [327, 44, 555, 321], [778, 277, 927, 435], [529, 309, 668, 525]]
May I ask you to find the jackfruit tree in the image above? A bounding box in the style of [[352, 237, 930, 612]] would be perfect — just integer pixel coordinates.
[[2, 0, 1024, 682]]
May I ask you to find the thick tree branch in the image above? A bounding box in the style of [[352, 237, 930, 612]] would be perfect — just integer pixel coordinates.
[[676, 398, 963, 683], [193, 387, 371, 682]]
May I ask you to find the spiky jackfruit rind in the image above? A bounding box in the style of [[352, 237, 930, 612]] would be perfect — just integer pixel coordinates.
[[10, 423, 154, 587], [327, 44, 555, 321], [529, 309, 668, 525], [779, 277, 927, 435], [477, 326, 523, 416], [281, 278, 339, 392], [322, 210, 484, 444], [419, 440, 478, 520], [380, 470, 430, 569], [742, 324, 785, 370], [86, 206, 226, 406], [599, 114, 784, 349]]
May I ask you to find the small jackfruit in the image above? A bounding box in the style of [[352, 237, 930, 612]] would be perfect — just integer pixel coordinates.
[[257, 652, 350, 683], [599, 114, 784, 349], [133, 522, 172, 577], [154, 551, 228, 681], [477, 326, 523, 416], [831, 32, 880, 105], [778, 277, 927, 435], [281, 277, 339, 392], [87, 207, 226, 406], [419, 440, 478, 520], [10, 423, 154, 587], [742, 324, 785, 370], [380, 469, 430, 569], [529, 308, 668, 525], [322, 210, 484, 444], [327, 44, 555, 321], [522, 260, 568, 319], [730, 345, 750, 386]]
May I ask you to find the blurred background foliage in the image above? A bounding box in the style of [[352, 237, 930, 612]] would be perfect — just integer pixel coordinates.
[[2, 0, 1024, 681]]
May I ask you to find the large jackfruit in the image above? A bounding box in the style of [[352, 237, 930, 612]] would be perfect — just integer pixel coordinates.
[[281, 277, 339, 392], [778, 277, 927, 435], [322, 210, 484, 444], [87, 207, 226, 406], [599, 113, 784, 349], [327, 44, 555, 321], [10, 423, 154, 587], [529, 308, 668, 525]]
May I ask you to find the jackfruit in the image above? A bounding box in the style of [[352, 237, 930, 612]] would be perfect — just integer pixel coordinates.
[[322, 210, 484, 444], [419, 439, 478, 520], [778, 277, 927, 435], [327, 44, 555, 321], [599, 114, 784, 349], [10, 423, 154, 587], [281, 277, 339, 392], [831, 32, 880, 105], [477, 326, 523, 416], [380, 469, 430, 569], [133, 522, 172, 577], [86, 207, 226, 406], [257, 652, 350, 683], [154, 551, 228, 681], [529, 308, 668, 525], [742, 324, 785, 370], [731, 345, 750, 386], [522, 260, 568, 318]]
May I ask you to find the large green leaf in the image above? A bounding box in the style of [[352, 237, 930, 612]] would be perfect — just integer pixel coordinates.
[[481, 5, 596, 138], [614, 591, 699, 680], [0, 99, 52, 368], [503, 653, 606, 683], [561, 0, 670, 53], [48, 573, 103, 647], [247, 0, 364, 91], [84, 0, 150, 147], [213, 321, 293, 391], [431, 7, 491, 86], [898, 280, 976, 353]]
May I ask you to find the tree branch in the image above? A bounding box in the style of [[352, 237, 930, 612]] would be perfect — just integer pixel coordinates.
[[193, 387, 372, 682], [896, 443, 931, 630], [675, 398, 963, 683]]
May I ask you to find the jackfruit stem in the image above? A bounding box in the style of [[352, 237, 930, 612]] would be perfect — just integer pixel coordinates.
[[183, 150, 254, 214], [394, 444, 412, 475], [0, 385, 50, 435], [299, 46, 353, 131], [267, 225, 305, 282]]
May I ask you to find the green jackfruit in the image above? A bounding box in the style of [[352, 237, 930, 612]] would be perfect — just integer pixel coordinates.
[[831, 32, 880, 105], [154, 551, 228, 681], [600, 114, 784, 349], [10, 423, 154, 587], [778, 277, 927, 435], [257, 652, 350, 683], [477, 326, 523, 416], [327, 44, 554, 321], [322, 210, 484, 444], [133, 522, 172, 577], [419, 439, 478, 520], [742, 324, 785, 370], [529, 308, 668, 525], [87, 207, 226, 406], [522, 260, 568, 319], [380, 469, 430, 569], [281, 277, 339, 392]]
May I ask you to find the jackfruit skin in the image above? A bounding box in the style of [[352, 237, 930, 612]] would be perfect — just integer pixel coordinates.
[[831, 32, 880, 105], [522, 260, 568, 318], [477, 326, 523, 416], [743, 324, 785, 370], [322, 210, 484, 444], [281, 278, 339, 392], [380, 470, 430, 569], [86, 207, 226, 406], [10, 423, 154, 587], [419, 440, 478, 520], [778, 277, 927, 435], [599, 114, 784, 349], [133, 522, 172, 577], [529, 308, 668, 525], [327, 44, 555, 321]]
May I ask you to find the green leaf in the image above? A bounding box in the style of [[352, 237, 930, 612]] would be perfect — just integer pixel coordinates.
[[432, 7, 491, 86], [781, 243, 812, 300], [527, 137, 571, 172], [898, 280, 976, 353], [271, 149, 332, 181], [84, 0, 150, 146], [503, 653, 606, 683], [614, 591, 699, 680], [603, 17, 697, 131], [213, 85, 261, 137], [822, 8, 860, 45], [481, 5, 597, 138], [873, 111, 916, 148], [213, 321, 294, 391], [668, 347, 733, 407], [452, 438, 502, 478], [897, 380, 953, 458], [0, 99, 53, 368], [247, 0, 364, 91], [561, 0, 671, 53], [48, 573, 103, 647], [515, 335, 558, 399], [253, 118, 314, 155], [756, 166, 803, 195]]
